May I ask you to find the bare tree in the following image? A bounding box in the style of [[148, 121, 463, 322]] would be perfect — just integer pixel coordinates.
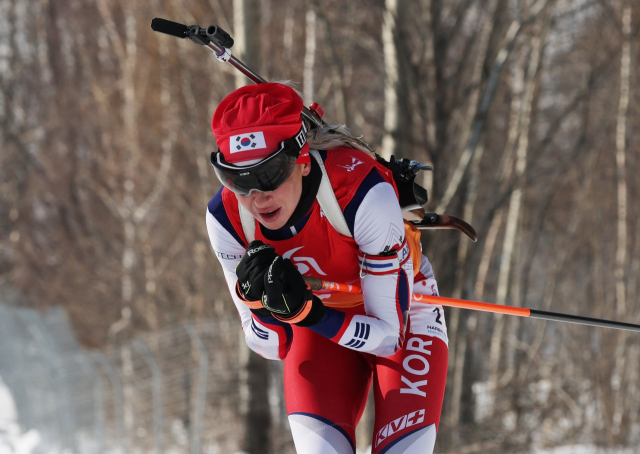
[[611, 2, 632, 437]]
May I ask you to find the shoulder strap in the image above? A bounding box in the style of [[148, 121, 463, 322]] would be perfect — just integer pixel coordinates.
[[310, 150, 353, 238], [236, 150, 353, 243], [238, 202, 255, 244]]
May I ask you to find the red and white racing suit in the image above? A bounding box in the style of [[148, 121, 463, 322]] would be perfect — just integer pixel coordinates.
[[206, 148, 448, 454]]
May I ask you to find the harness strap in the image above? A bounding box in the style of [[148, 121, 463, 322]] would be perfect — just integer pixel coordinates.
[[310, 150, 352, 238], [238, 202, 256, 244]]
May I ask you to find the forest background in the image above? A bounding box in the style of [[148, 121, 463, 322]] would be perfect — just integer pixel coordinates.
[[1, 0, 640, 452]]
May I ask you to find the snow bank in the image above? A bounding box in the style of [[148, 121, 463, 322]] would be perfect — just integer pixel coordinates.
[[529, 446, 637, 454], [0, 377, 41, 454]]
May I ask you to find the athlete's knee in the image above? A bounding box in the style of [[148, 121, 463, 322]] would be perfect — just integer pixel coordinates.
[[288, 413, 356, 454]]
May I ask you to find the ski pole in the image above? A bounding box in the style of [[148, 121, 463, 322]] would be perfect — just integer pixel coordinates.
[[303, 276, 640, 333]]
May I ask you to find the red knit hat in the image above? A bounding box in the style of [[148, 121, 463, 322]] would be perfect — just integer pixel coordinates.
[[212, 83, 310, 165]]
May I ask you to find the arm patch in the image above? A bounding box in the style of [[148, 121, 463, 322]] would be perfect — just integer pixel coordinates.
[[358, 238, 409, 276]]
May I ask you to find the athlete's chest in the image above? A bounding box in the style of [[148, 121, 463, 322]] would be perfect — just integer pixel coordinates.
[[258, 204, 359, 280]]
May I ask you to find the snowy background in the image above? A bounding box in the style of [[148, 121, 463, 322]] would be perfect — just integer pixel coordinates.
[[2, 374, 638, 454], [0, 377, 42, 454]]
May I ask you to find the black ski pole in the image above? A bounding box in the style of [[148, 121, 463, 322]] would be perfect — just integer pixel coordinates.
[[411, 292, 640, 333]]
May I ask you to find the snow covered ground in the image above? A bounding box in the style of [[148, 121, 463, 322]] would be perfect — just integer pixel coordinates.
[[355, 444, 638, 454], [0, 377, 41, 454], [1, 374, 636, 454], [527, 447, 637, 454]]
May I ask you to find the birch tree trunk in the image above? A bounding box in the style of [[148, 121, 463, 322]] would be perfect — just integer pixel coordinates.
[[380, 0, 399, 160], [304, 9, 317, 103], [118, 1, 139, 318], [611, 3, 631, 437], [614, 4, 630, 319], [380, 0, 413, 161], [283, 6, 294, 61], [234, 0, 262, 88]]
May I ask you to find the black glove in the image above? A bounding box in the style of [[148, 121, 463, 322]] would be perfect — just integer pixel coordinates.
[[262, 256, 326, 326], [236, 240, 277, 302]]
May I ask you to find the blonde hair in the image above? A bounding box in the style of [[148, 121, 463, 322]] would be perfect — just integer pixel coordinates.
[[307, 124, 376, 157], [270, 79, 377, 157]]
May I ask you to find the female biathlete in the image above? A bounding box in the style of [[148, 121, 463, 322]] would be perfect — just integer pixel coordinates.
[[206, 83, 449, 454]]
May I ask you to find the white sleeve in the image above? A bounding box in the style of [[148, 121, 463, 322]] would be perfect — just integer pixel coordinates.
[[354, 182, 408, 255], [333, 182, 413, 357], [206, 208, 292, 360]]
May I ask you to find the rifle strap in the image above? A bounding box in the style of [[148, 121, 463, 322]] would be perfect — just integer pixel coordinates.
[[238, 202, 256, 244], [310, 150, 352, 238]]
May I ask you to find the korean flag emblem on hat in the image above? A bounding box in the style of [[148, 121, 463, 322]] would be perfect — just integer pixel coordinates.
[[230, 132, 267, 153]]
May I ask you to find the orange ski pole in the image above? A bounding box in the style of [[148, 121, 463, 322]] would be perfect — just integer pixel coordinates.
[[304, 276, 361, 294], [303, 276, 640, 333]]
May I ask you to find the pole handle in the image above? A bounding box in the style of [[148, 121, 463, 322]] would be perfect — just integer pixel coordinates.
[[151, 18, 189, 38]]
